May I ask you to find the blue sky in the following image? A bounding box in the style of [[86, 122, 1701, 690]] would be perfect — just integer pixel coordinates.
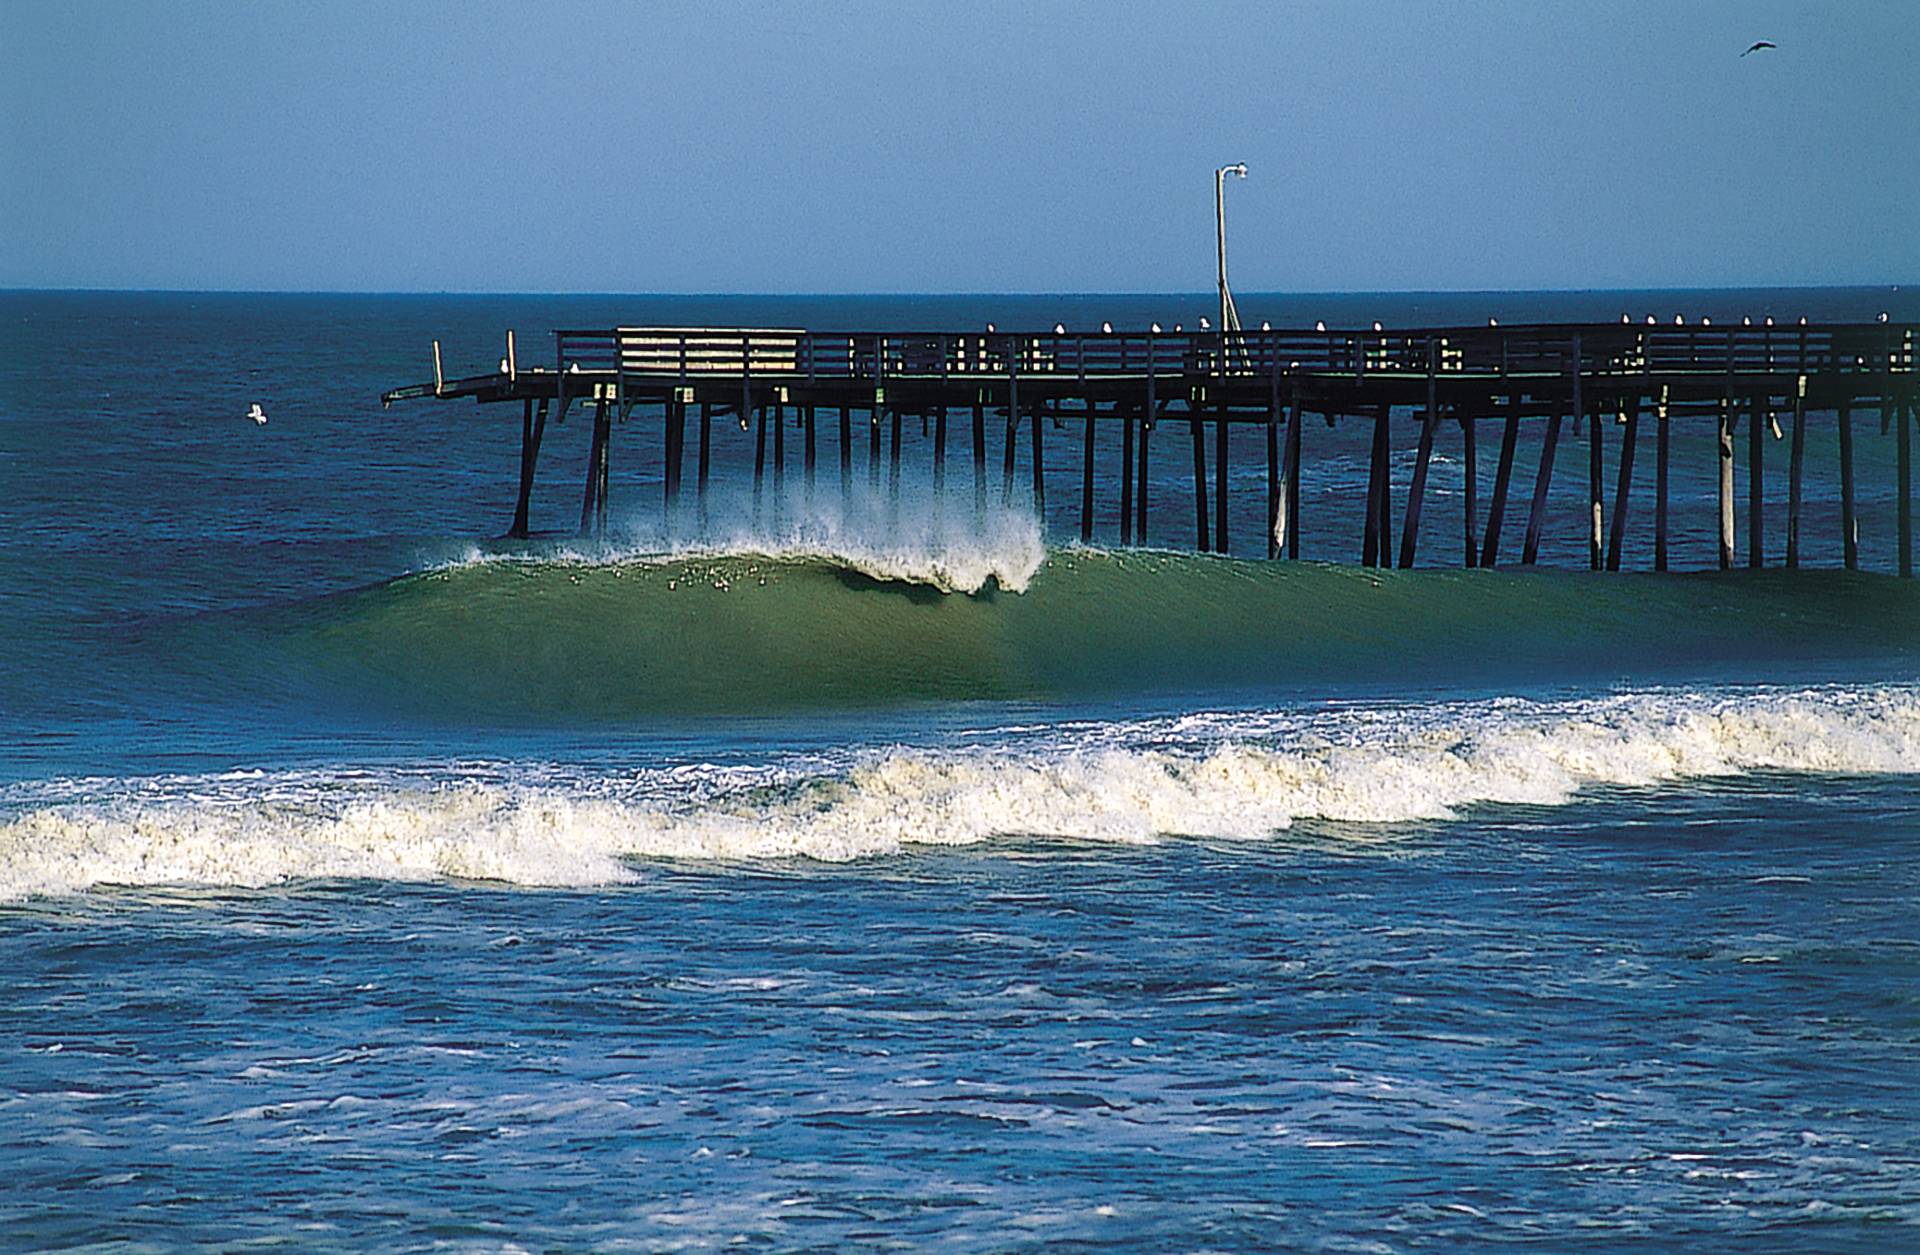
[[3, 0, 1914, 292]]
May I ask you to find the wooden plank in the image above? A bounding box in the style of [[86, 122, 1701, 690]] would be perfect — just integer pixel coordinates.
[[1120, 411, 1135, 545]]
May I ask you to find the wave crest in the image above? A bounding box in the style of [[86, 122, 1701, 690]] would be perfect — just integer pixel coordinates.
[[428, 495, 1049, 594], [5, 686, 1916, 900]]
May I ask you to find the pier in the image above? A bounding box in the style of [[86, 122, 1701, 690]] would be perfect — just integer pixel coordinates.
[[383, 320, 1919, 575]]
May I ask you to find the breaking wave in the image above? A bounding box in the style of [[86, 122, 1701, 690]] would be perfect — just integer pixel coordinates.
[[5, 685, 1915, 899]]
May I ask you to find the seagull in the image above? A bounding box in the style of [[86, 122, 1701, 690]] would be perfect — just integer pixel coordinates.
[[1621, 313, 1631, 324], [1199, 316, 1212, 330], [1880, 312, 1891, 323], [1054, 323, 1066, 334], [246, 402, 268, 425], [1314, 321, 1326, 332], [1150, 322, 1162, 333], [1741, 40, 1776, 57], [1260, 321, 1271, 331], [499, 357, 510, 373], [1101, 321, 1113, 333], [985, 322, 996, 332]]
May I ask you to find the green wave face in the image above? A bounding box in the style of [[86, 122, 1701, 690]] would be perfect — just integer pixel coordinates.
[[224, 549, 1920, 723]]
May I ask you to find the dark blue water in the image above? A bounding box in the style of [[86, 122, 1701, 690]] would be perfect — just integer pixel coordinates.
[[2, 290, 1917, 1250]]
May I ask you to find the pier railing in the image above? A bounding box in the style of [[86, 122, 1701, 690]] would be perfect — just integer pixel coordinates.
[[540, 324, 1916, 390]]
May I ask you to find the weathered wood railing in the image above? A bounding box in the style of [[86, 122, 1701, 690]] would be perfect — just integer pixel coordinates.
[[524, 324, 1917, 387]]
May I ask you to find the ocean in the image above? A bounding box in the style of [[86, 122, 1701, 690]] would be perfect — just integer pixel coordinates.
[[2, 288, 1917, 1251]]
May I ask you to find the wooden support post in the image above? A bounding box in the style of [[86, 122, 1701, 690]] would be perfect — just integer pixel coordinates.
[[1587, 395, 1604, 571], [1120, 410, 1136, 544], [1606, 395, 1638, 571], [1137, 407, 1152, 542], [1362, 411, 1384, 567], [597, 404, 614, 535], [1190, 412, 1211, 553], [971, 401, 987, 515], [1749, 392, 1765, 568], [1839, 400, 1858, 570], [581, 398, 610, 536], [1380, 407, 1399, 565], [773, 400, 786, 497], [697, 400, 712, 506], [1080, 410, 1096, 541], [1654, 388, 1670, 571], [1140, 370, 1156, 542], [933, 405, 948, 497], [1030, 405, 1045, 514], [1461, 406, 1478, 568], [869, 405, 882, 492], [753, 402, 768, 516], [1718, 391, 1736, 570], [1786, 383, 1805, 568], [889, 406, 902, 506], [1900, 392, 1914, 578], [1265, 411, 1279, 559], [1481, 398, 1521, 568], [1003, 386, 1019, 506], [665, 396, 685, 521], [1398, 364, 1440, 569], [1521, 388, 1568, 565], [804, 404, 817, 504], [1285, 391, 1302, 558], [509, 396, 550, 539], [839, 406, 852, 506], [1215, 404, 1230, 555]]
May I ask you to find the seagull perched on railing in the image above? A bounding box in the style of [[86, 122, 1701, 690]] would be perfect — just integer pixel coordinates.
[[246, 403, 268, 425]]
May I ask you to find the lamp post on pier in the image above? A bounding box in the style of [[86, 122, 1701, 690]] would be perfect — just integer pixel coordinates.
[[1215, 162, 1247, 340]]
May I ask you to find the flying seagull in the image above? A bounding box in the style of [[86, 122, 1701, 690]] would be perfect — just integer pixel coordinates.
[[1742, 40, 1776, 56], [246, 403, 268, 425]]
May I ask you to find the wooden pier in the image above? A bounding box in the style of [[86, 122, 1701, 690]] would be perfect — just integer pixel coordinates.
[[383, 320, 1919, 575]]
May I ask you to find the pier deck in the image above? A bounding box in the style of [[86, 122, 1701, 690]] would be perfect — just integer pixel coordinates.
[[384, 320, 1918, 573]]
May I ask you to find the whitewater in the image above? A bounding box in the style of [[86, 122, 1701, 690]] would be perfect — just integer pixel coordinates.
[[6, 684, 1914, 899]]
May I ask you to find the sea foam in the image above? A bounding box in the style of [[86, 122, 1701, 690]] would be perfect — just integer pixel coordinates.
[[426, 491, 1050, 594], [2, 686, 1916, 899]]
